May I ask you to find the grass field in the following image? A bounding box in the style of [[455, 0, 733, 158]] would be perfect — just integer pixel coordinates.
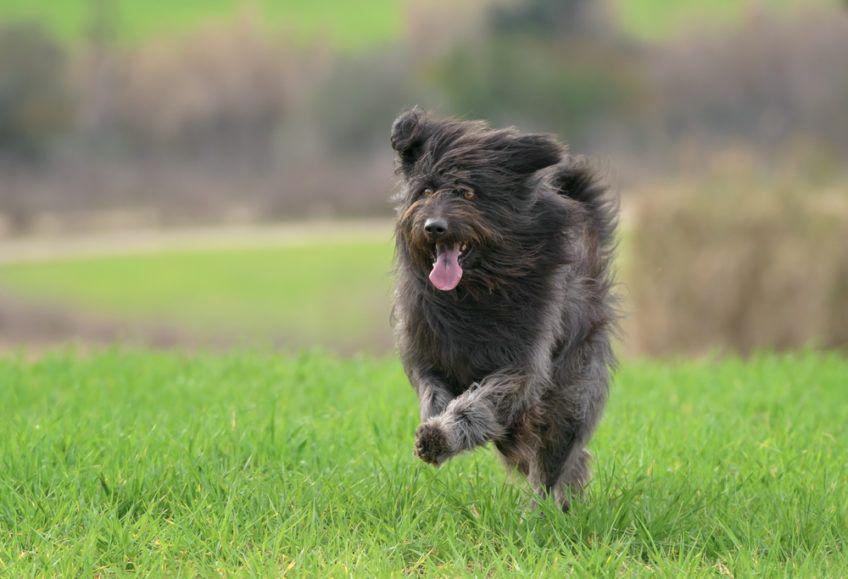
[[0, 0, 833, 49], [0, 239, 395, 348], [1, 349, 845, 575], [0, 0, 403, 49], [610, 0, 837, 41]]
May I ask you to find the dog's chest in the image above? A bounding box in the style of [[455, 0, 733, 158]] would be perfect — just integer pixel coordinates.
[[419, 296, 541, 391]]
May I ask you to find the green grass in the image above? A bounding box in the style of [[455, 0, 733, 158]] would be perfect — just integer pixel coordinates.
[[0, 240, 395, 348], [0, 349, 845, 575], [0, 0, 836, 50], [0, 0, 404, 50], [611, 0, 838, 42]]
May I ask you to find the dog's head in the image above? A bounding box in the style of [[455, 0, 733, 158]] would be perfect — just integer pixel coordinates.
[[391, 107, 564, 292]]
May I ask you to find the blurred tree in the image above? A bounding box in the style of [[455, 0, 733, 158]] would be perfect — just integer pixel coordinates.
[[433, 41, 633, 145], [0, 22, 73, 158], [80, 0, 120, 147], [490, 0, 600, 38], [429, 0, 638, 147], [311, 53, 424, 153]]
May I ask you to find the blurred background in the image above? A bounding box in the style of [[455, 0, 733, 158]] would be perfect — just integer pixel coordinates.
[[0, 0, 846, 356]]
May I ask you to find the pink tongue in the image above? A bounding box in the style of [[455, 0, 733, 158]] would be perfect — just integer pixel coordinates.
[[429, 245, 463, 291]]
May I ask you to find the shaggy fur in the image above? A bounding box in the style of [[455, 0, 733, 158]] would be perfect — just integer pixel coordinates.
[[390, 107, 619, 511]]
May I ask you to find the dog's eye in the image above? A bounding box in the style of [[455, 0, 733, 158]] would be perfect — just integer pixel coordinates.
[[460, 188, 476, 200], [421, 188, 434, 197]]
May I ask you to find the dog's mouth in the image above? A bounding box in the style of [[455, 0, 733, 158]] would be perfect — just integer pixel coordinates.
[[429, 242, 471, 291]]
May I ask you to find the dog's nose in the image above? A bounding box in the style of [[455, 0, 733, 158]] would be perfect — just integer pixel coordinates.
[[424, 218, 448, 237]]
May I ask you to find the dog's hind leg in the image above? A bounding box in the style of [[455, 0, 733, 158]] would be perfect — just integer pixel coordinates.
[[532, 406, 597, 511], [550, 447, 593, 512], [536, 336, 612, 511], [559, 448, 592, 493], [530, 407, 582, 511]]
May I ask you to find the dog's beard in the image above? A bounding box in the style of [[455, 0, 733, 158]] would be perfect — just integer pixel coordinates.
[[429, 243, 463, 291], [397, 203, 501, 292]]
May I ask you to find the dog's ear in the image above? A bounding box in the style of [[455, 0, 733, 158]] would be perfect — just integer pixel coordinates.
[[500, 134, 564, 176], [391, 107, 432, 174]]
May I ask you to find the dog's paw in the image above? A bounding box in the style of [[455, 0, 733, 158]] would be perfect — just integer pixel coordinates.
[[414, 421, 454, 466]]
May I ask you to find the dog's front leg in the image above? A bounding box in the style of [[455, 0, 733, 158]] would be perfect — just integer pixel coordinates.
[[414, 371, 538, 466], [409, 368, 455, 422]]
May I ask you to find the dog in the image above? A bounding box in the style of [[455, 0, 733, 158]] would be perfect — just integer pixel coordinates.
[[390, 108, 618, 511]]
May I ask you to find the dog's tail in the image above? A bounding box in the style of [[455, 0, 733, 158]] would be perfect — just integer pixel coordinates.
[[549, 156, 618, 250]]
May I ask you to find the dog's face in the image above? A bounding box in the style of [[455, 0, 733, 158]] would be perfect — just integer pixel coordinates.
[[391, 108, 563, 291]]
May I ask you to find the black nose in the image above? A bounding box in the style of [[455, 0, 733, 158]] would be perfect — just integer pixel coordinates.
[[424, 217, 448, 237]]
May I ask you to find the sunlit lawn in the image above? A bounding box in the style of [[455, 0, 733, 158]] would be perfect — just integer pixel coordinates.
[[0, 240, 395, 347], [0, 350, 845, 575]]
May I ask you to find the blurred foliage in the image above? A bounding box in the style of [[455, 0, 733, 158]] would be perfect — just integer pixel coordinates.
[[627, 164, 848, 356], [310, 52, 425, 154], [113, 13, 292, 157], [648, 8, 848, 155], [490, 0, 593, 37], [0, 21, 74, 157], [313, 0, 643, 150], [431, 38, 640, 147], [1, 0, 847, 357]]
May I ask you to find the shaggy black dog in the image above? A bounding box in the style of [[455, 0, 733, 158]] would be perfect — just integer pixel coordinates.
[[390, 108, 618, 511]]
